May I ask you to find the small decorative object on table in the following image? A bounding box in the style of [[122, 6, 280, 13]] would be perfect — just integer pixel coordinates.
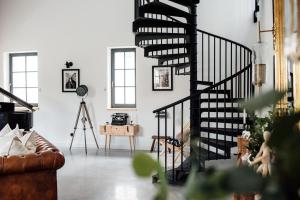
[[249, 131, 272, 176], [237, 135, 250, 156], [111, 113, 128, 125]]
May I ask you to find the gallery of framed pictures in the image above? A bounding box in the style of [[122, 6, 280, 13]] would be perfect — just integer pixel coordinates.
[[62, 69, 80, 92], [152, 66, 173, 91]]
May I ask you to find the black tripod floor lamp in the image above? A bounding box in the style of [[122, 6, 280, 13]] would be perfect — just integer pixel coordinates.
[[69, 85, 99, 154]]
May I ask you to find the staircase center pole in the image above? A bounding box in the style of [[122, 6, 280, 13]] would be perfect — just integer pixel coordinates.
[[190, 3, 200, 168]]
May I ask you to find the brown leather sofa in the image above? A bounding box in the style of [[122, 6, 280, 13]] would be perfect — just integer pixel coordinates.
[[0, 133, 65, 200]]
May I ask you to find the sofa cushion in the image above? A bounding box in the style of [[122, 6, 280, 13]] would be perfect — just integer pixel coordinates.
[[7, 137, 30, 156], [0, 129, 38, 156], [2, 125, 23, 138], [0, 124, 12, 137], [0, 134, 16, 148], [20, 131, 37, 153], [0, 136, 30, 156]]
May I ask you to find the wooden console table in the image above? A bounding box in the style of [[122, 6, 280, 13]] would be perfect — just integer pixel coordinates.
[[99, 124, 139, 151]]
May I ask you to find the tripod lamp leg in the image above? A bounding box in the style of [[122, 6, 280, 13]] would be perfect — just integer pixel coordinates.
[[69, 103, 82, 151], [83, 103, 100, 149], [69, 129, 77, 150], [84, 130, 87, 155]]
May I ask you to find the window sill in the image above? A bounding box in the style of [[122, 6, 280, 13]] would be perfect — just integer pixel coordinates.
[[107, 108, 137, 111]]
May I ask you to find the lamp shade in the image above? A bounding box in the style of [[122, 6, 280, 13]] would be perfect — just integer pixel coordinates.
[[253, 42, 270, 87], [254, 64, 266, 86], [76, 85, 88, 97], [253, 42, 268, 65]]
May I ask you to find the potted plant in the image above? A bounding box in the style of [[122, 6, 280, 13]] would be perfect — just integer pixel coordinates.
[[245, 109, 275, 159]]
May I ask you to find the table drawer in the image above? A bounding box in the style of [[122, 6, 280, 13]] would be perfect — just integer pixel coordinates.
[[99, 125, 107, 134], [111, 126, 125, 135], [99, 125, 139, 136]]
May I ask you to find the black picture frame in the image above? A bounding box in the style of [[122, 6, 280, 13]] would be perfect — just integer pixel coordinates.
[[62, 69, 80, 92], [152, 66, 173, 91]]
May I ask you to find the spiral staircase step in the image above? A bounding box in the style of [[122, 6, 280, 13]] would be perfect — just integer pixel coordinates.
[[135, 33, 189, 46], [133, 17, 190, 33], [139, 1, 192, 20]]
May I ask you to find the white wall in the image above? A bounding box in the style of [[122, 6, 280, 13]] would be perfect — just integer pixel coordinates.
[[0, 0, 190, 150], [198, 0, 256, 47], [259, 0, 276, 92], [0, 0, 274, 149], [198, 0, 274, 92]]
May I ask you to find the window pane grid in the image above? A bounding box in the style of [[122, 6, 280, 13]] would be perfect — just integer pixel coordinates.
[[10, 53, 38, 104], [13, 87, 39, 89], [11, 71, 38, 73], [111, 48, 136, 108]]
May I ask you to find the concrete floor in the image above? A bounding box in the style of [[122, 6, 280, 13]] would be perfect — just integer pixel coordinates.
[[57, 148, 185, 200]]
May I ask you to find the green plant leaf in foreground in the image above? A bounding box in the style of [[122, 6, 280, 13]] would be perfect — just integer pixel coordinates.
[[241, 90, 285, 112], [132, 153, 157, 177], [185, 168, 204, 200], [185, 167, 264, 200], [154, 164, 168, 200], [226, 167, 264, 193], [132, 153, 168, 200]]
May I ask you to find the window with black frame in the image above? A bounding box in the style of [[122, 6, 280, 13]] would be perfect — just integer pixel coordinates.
[[9, 52, 38, 106], [111, 48, 136, 108]]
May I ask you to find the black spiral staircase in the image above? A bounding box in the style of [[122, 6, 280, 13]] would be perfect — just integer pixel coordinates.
[[133, 0, 253, 184]]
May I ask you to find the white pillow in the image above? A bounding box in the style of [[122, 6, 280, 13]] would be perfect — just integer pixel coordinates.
[[0, 136, 30, 156], [5, 125, 23, 138], [0, 124, 12, 137], [0, 134, 16, 147], [20, 131, 37, 153]]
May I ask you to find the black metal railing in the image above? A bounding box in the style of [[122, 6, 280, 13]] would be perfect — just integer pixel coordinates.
[[162, 16, 252, 80], [153, 64, 253, 182], [197, 64, 253, 160], [195, 29, 252, 84], [288, 72, 294, 107]]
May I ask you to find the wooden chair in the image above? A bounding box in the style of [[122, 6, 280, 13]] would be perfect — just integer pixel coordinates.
[[151, 123, 190, 162], [150, 136, 170, 153]]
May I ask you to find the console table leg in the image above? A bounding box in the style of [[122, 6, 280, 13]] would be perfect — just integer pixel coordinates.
[[108, 135, 111, 150], [104, 135, 107, 151], [133, 136, 136, 152], [129, 136, 132, 152]]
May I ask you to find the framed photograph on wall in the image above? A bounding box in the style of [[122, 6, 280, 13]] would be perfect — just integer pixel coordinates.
[[152, 66, 173, 91], [62, 69, 80, 92]]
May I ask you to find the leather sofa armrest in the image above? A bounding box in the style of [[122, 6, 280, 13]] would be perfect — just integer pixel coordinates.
[[0, 133, 65, 175]]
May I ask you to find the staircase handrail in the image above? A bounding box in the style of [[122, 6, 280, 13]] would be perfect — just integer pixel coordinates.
[[197, 29, 252, 53], [164, 15, 252, 52]]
